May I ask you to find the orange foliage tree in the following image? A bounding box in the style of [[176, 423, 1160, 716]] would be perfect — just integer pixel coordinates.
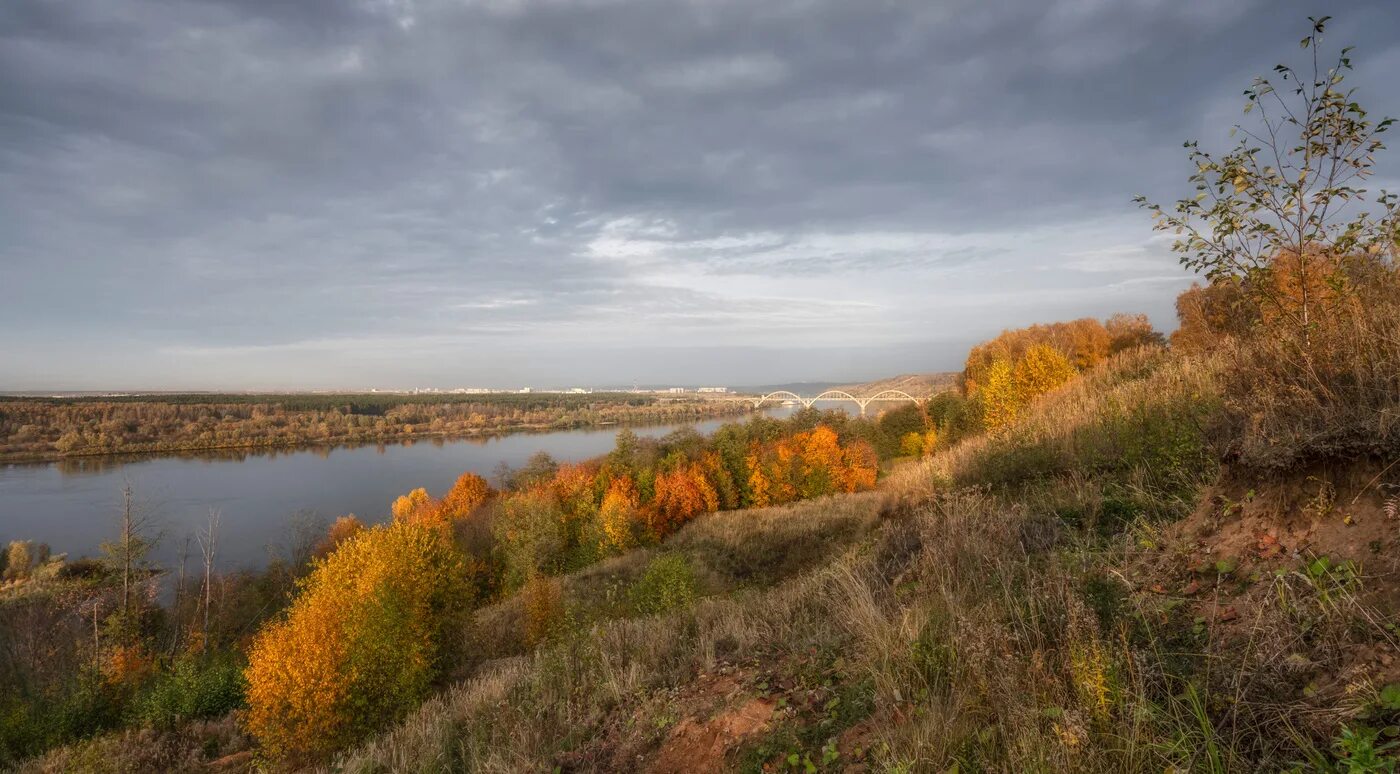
[[648, 463, 718, 537], [1105, 312, 1164, 353], [840, 440, 880, 491], [440, 472, 492, 520], [390, 487, 440, 525], [243, 521, 473, 760], [313, 515, 364, 559], [793, 426, 846, 498]]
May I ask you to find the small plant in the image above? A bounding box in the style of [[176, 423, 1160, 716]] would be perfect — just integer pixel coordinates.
[[1306, 477, 1339, 519], [628, 553, 697, 616], [521, 572, 564, 646], [1332, 725, 1399, 773]]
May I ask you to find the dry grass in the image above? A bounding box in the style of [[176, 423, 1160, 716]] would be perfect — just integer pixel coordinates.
[[887, 346, 1226, 528], [335, 345, 1397, 772], [15, 717, 249, 774], [462, 494, 881, 666], [338, 481, 1396, 772], [1224, 269, 1400, 470]]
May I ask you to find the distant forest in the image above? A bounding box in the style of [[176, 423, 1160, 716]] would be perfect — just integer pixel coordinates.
[[0, 393, 750, 462]]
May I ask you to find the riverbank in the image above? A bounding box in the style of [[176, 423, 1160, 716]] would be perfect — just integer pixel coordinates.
[[0, 395, 754, 464]]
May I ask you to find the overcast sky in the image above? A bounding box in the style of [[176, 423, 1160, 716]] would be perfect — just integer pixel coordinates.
[[3, 1, 1399, 390]]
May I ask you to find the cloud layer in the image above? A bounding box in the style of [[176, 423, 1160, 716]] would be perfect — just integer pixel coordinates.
[[3, 0, 1399, 389]]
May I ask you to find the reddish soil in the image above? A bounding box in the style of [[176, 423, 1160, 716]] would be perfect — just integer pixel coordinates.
[[1127, 461, 1400, 735], [647, 695, 777, 773]]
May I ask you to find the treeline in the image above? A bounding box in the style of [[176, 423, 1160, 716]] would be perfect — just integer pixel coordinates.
[[893, 313, 1168, 448], [1, 391, 655, 411], [0, 394, 749, 462]]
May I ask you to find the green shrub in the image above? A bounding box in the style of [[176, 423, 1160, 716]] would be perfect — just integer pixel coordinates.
[[0, 673, 121, 767], [628, 554, 696, 615], [131, 655, 246, 729]]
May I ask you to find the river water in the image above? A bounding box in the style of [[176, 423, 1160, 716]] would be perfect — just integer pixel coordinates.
[[0, 408, 806, 572]]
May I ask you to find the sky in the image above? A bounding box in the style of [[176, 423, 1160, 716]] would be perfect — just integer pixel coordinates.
[[3, 1, 1400, 391]]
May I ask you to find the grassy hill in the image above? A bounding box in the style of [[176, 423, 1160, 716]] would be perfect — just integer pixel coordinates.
[[23, 329, 1399, 772]]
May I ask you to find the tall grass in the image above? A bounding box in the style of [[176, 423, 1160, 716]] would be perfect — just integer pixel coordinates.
[[1223, 265, 1400, 470], [889, 346, 1226, 526]]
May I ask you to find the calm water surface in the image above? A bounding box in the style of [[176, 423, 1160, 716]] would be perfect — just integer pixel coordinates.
[[0, 409, 802, 571]]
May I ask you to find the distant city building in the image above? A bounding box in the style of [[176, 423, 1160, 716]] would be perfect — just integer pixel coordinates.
[[519, 387, 532, 393], [696, 387, 729, 393], [666, 387, 686, 394]]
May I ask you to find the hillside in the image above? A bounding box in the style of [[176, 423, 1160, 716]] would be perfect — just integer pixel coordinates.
[[20, 327, 1399, 772], [832, 373, 958, 398]]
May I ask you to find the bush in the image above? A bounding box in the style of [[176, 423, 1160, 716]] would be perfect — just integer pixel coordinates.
[[629, 554, 697, 616], [242, 520, 474, 760], [131, 655, 245, 730], [0, 673, 121, 766], [521, 573, 564, 646]]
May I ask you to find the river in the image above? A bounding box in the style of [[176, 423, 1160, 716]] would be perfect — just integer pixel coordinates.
[[0, 408, 806, 572]]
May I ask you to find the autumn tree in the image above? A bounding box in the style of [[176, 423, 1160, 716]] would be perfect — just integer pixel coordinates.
[[648, 463, 718, 537], [520, 572, 562, 647], [841, 440, 880, 491], [243, 521, 473, 760], [390, 487, 440, 525], [440, 472, 492, 520], [899, 431, 926, 458], [793, 426, 845, 499], [977, 359, 1020, 432], [1105, 313, 1165, 353], [551, 463, 603, 567], [1137, 16, 1398, 347], [963, 319, 1110, 391], [598, 476, 642, 553], [492, 488, 565, 586], [314, 515, 365, 559], [1014, 344, 1077, 402], [1170, 280, 1255, 351]]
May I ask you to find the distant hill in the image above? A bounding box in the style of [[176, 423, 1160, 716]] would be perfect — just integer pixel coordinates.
[[833, 372, 958, 397], [733, 373, 958, 398]]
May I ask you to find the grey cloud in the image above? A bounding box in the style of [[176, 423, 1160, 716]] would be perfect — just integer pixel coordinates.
[[3, 0, 1399, 389]]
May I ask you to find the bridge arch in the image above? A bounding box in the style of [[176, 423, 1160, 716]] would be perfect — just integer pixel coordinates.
[[862, 389, 922, 405], [744, 388, 926, 416], [749, 390, 806, 409]]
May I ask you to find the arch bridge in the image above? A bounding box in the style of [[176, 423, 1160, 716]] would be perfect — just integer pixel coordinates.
[[738, 389, 924, 417]]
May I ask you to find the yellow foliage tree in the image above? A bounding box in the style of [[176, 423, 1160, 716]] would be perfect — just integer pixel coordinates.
[[390, 487, 440, 525], [598, 476, 641, 553], [898, 431, 925, 457], [978, 358, 1020, 432], [243, 521, 472, 760], [746, 447, 773, 507], [1013, 343, 1076, 403], [440, 472, 492, 520]]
